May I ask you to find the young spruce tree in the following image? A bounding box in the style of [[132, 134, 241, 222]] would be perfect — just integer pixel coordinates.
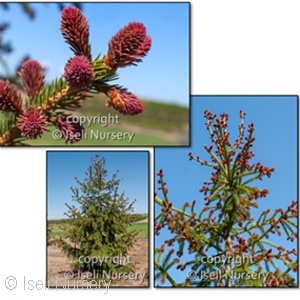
[[57, 155, 137, 277]]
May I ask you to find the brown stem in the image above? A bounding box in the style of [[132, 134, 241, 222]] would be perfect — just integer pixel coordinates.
[[225, 236, 232, 287], [0, 126, 21, 146], [40, 86, 70, 111]]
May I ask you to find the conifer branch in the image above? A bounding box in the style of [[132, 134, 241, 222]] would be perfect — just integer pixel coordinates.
[[155, 110, 298, 287], [0, 6, 151, 145]]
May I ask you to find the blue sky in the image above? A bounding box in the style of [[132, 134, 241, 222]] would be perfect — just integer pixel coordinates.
[[47, 151, 149, 219], [0, 2, 190, 106], [155, 96, 298, 285]]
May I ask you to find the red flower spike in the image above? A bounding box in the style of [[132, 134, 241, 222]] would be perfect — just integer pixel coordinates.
[[60, 6, 91, 59], [159, 245, 165, 253], [0, 79, 22, 113], [106, 86, 143, 115], [64, 55, 94, 89], [53, 115, 84, 144], [17, 108, 48, 139], [104, 22, 151, 71], [156, 168, 164, 177], [18, 59, 45, 98], [184, 202, 191, 208], [163, 188, 169, 194]]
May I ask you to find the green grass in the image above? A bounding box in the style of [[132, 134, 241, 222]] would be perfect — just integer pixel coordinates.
[[128, 222, 148, 238], [49, 223, 67, 237]]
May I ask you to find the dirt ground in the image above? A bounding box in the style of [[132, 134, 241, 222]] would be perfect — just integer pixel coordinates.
[[136, 217, 148, 223], [47, 237, 149, 288]]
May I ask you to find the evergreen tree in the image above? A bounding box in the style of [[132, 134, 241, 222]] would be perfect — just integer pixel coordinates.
[[57, 155, 137, 278]]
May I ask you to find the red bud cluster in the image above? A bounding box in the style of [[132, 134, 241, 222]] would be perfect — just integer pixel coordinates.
[[155, 110, 298, 287], [1, 6, 152, 145]]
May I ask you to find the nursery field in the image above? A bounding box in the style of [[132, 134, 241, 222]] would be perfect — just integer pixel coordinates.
[[47, 214, 149, 287]]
